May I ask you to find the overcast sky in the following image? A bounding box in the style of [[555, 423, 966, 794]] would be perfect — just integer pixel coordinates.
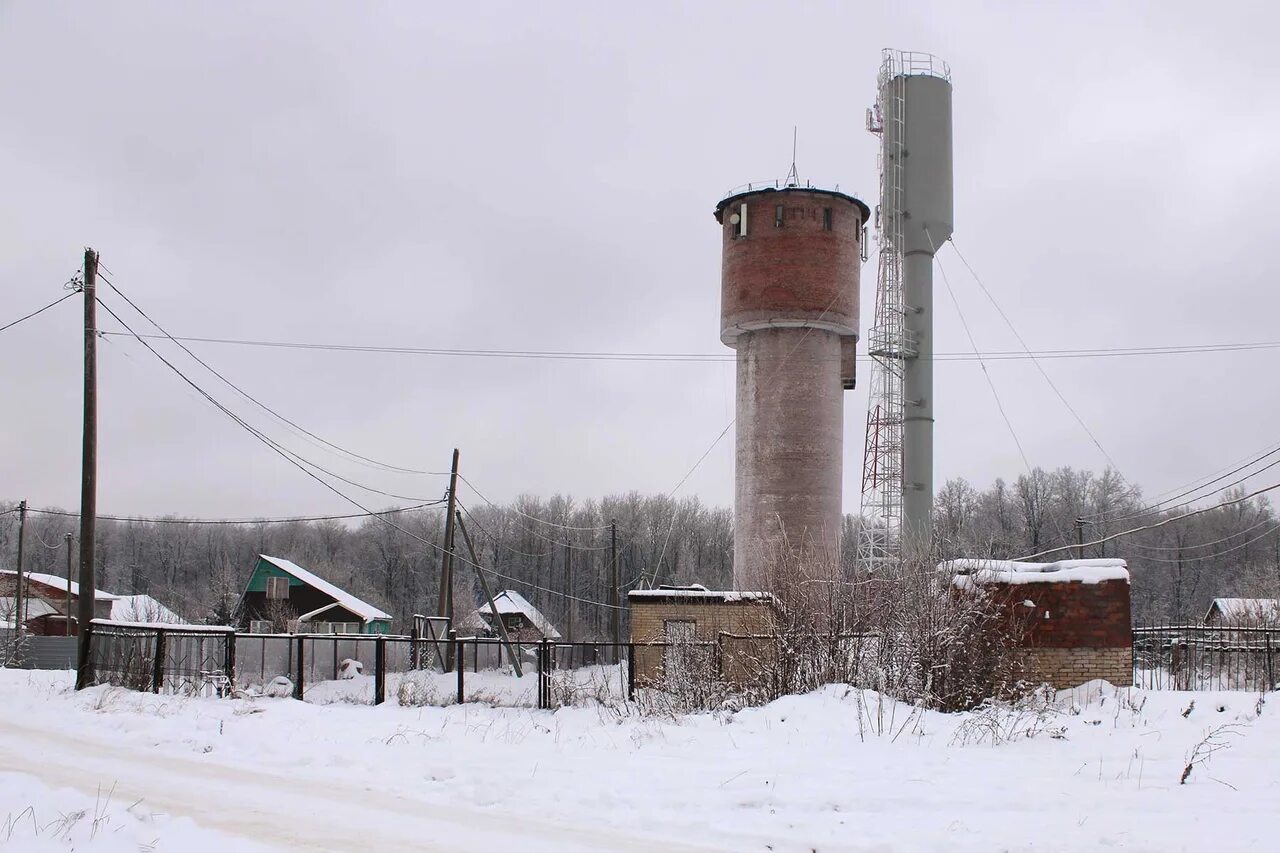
[[3, 1, 1279, 519]]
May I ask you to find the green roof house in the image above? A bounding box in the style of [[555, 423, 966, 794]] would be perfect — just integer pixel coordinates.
[[239, 555, 393, 635]]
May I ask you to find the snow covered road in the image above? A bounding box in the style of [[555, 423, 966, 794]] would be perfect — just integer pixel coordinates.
[[0, 714, 705, 852], [1, 671, 1277, 851]]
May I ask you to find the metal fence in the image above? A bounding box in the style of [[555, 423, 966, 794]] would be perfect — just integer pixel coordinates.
[[84, 624, 639, 708], [1132, 624, 1279, 691], [5, 634, 77, 670], [83, 623, 1280, 705]]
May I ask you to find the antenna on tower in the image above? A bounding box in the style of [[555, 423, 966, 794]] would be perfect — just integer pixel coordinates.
[[784, 126, 800, 187]]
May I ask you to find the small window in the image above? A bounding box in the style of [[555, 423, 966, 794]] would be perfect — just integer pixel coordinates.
[[249, 620, 271, 635], [775, 205, 784, 227], [266, 576, 289, 600], [823, 208, 833, 231]]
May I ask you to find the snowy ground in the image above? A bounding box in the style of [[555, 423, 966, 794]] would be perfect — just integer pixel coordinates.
[[1, 670, 1277, 851]]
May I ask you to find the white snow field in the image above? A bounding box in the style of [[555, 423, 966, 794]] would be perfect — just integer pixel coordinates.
[[1, 670, 1277, 851]]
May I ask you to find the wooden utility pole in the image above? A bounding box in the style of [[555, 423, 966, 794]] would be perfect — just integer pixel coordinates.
[[76, 248, 98, 690], [564, 539, 573, 644], [437, 449, 460, 625], [1074, 518, 1086, 561], [64, 533, 73, 636], [437, 448, 460, 671], [609, 519, 620, 646], [455, 511, 522, 677], [14, 500, 27, 638]]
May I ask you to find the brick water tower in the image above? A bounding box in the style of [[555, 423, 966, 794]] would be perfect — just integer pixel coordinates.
[[715, 184, 868, 590]]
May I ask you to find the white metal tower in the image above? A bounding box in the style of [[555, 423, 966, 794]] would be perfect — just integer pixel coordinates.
[[858, 50, 953, 569]]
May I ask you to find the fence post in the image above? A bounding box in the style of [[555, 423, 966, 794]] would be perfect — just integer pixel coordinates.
[[455, 638, 465, 705], [224, 631, 236, 691], [1267, 633, 1275, 689], [375, 635, 386, 706], [538, 638, 549, 709], [410, 623, 420, 670], [294, 634, 305, 701], [151, 629, 166, 694], [627, 642, 636, 700]]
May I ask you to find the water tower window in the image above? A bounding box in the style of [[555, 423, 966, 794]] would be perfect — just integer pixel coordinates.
[[823, 207, 833, 231], [775, 205, 784, 227]]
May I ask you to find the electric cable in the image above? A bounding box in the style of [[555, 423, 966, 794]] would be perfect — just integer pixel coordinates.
[[454, 473, 612, 531], [93, 329, 1280, 362], [96, 296, 446, 504], [98, 273, 446, 478], [102, 298, 626, 611], [0, 292, 76, 334], [1122, 514, 1273, 552], [947, 238, 1129, 480], [1087, 447, 1280, 526], [1016, 479, 1280, 561], [930, 230, 1035, 479], [1125, 520, 1280, 565], [24, 503, 444, 526]]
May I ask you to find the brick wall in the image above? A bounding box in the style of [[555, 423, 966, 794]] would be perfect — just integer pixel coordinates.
[[717, 188, 864, 340], [1023, 647, 1133, 689], [980, 578, 1133, 688], [629, 597, 777, 685]]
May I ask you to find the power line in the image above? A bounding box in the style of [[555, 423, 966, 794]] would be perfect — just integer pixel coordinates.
[[23, 503, 444, 526], [455, 474, 612, 531], [1123, 513, 1273, 553], [92, 329, 1280, 363], [1146, 438, 1280, 505], [453, 492, 611, 552], [90, 308, 626, 611], [96, 296, 445, 504], [1017, 479, 1280, 561], [947, 238, 1129, 480], [1126, 520, 1280, 565], [97, 273, 446, 478], [455, 502, 553, 559], [930, 230, 1034, 479], [0, 292, 76, 334], [1089, 445, 1280, 526]]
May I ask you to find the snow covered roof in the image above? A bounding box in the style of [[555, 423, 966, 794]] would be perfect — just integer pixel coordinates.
[[0, 570, 118, 601], [0, 597, 60, 628], [944, 559, 1129, 588], [108, 595, 185, 625], [471, 590, 561, 639], [298, 601, 367, 623], [628, 586, 777, 604], [1206, 598, 1280, 624], [257, 555, 392, 623]]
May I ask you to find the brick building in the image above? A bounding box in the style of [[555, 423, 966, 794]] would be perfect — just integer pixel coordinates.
[[628, 586, 778, 686], [947, 559, 1133, 688]]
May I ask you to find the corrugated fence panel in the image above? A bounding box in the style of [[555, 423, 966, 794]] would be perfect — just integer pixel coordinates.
[[10, 636, 77, 670]]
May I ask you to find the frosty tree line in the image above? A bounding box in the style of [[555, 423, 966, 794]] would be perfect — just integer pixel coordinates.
[[4, 465, 1277, 634]]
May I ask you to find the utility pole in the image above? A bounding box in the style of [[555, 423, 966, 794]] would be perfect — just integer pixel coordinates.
[[64, 533, 74, 636], [564, 539, 573, 644], [76, 248, 98, 690], [437, 448, 459, 669], [455, 511, 522, 677], [609, 519, 620, 646], [1074, 518, 1089, 561], [14, 500, 27, 638]]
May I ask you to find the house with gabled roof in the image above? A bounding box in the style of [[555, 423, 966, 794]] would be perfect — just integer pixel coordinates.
[[1204, 597, 1280, 626], [0, 569, 119, 635], [238, 555, 392, 635], [461, 590, 561, 641]]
